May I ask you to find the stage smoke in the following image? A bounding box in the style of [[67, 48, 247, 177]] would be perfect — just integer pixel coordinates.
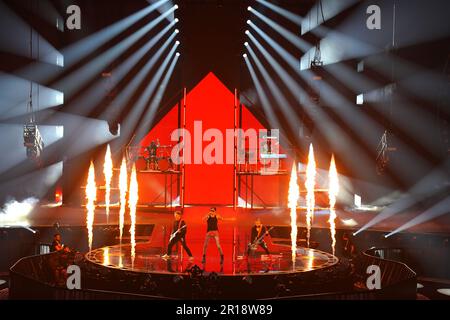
[[0, 197, 38, 227]]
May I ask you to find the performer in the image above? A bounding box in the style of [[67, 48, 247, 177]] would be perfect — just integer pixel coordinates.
[[50, 233, 63, 252], [162, 211, 193, 260], [50, 233, 70, 253], [202, 207, 224, 265], [247, 218, 270, 256]]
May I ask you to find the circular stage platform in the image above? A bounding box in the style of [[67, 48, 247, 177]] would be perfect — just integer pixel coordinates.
[[83, 243, 342, 299], [86, 242, 338, 276]]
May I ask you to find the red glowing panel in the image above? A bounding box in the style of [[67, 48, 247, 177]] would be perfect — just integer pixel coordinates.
[[139, 72, 287, 206], [183, 73, 235, 205]]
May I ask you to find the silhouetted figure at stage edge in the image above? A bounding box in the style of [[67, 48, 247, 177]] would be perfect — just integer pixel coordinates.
[[162, 211, 193, 261], [48, 233, 72, 286], [50, 233, 64, 252]]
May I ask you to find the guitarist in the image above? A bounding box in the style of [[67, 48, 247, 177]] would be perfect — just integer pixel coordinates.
[[247, 218, 271, 256], [162, 211, 193, 260]]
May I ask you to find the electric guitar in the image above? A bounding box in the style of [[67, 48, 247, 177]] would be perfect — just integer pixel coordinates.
[[249, 226, 274, 250], [169, 225, 186, 242]]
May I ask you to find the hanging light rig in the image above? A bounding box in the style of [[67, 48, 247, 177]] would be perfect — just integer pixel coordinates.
[[310, 0, 324, 69], [23, 2, 44, 165]]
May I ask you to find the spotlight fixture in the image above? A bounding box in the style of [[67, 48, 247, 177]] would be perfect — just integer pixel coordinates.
[[247, 20, 251, 24], [245, 30, 250, 35], [176, 40, 180, 45], [176, 52, 180, 57], [174, 4, 179, 9], [175, 18, 179, 22], [175, 29, 179, 34], [243, 53, 247, 58], [244, 42, 249, 46], [247, 6, 252, 11]]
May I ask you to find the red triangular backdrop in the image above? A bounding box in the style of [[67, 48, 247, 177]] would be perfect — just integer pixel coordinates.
[[138, 72, 289, 206]]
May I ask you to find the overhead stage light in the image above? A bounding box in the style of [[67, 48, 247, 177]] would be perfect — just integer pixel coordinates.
[[247, 20, 251, 24], [175, 29, 180, 33], [248, 6, 252, 11], [175, 18, 179, 22], [176, 40, 180, 45], [244, 42, 249, 46], [56, 92, 65, 105], [243, 53, 247, 58], [176, 52, 180, 57], [245, 30, 250, 35], [354, 194, 362, 208], [356, 94, 364, 105], [174, 4, 179, 9]]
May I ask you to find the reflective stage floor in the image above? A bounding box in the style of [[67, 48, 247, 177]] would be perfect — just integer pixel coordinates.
[[85, 242, 338, 276]]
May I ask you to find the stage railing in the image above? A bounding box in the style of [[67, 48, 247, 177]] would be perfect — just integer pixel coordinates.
[[10, 247, 416, 300], [9, 252, 171, 300], [267, 247, 417, 300], [359, 247, 416, 289]]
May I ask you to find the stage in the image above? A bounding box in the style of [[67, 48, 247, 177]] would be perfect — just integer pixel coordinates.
[[78, 232, 347, 299], [85, 243, 338, 276]]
